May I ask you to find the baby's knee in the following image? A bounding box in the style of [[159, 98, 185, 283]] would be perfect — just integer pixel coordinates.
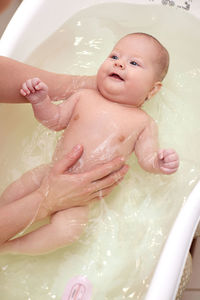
[[51, 206, 89, 243]]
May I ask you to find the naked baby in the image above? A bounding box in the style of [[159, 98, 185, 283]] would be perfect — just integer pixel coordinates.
[[0, 33, 179, 255]]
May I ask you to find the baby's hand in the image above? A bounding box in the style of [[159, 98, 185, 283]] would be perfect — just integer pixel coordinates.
[[20, 78, 48, 104], [157, 149, 179, 174]]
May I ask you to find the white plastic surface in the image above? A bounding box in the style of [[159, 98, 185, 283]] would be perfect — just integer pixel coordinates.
[[145, 181, 200, 300], [0, 1, 200, 300], [1, 0, 199, 61]]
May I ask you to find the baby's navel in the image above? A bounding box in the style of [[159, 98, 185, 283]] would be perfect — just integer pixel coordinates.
[[118, 135, 125, 142], [73, 114, 80, 121]]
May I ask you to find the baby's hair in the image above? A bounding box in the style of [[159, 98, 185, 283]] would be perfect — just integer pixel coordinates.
[[126, 32, 169, 81]]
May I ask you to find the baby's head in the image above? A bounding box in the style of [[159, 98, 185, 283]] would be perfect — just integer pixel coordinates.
[[97, 32, 169, 107]]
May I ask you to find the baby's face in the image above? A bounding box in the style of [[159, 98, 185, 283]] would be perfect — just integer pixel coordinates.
[[97, 35, 161, 107]]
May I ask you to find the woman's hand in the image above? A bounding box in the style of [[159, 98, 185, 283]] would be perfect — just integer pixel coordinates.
[[37, 144, 128, 219]]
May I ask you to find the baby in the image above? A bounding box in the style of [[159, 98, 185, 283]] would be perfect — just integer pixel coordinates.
[[1, 33, 179, 255]]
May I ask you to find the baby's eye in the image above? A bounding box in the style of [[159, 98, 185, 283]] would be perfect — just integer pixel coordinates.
[[130, 60, 139, 66], [111, 55, 118, 60]]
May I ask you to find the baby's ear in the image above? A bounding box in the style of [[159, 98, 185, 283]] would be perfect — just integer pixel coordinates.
[[147, 82, 162, 100]]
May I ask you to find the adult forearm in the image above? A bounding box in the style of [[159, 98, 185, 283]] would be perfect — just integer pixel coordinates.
[[0, 56, 96, 103], [0, 190, 45, 245], [0, 0, 11, 13]]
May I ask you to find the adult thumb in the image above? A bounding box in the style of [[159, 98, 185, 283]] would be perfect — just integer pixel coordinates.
[[52, 144, 83, 175]]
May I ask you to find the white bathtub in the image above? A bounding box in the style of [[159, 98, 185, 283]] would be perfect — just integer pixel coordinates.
[[1, 1, 200, 299]]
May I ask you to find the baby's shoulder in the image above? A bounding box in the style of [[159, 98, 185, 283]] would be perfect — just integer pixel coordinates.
[[131, 108, 151, 122], [130, 108, 156, 131], [141, 111, 156, 127], [140, 111, 158, 132]]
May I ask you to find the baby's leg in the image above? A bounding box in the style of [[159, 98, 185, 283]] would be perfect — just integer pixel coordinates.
[[0, 206, 88, 255], [0, 164, 49, 206]]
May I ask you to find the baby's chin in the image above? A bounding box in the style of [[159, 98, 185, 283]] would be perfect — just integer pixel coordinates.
[[97, 81, 124, 100], [98, 86, 144, 107], [98, 87, 119, 103], [97, 87, 130, 106]]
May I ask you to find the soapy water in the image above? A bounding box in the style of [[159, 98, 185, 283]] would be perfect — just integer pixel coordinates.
[[0, 3, 200, 299]]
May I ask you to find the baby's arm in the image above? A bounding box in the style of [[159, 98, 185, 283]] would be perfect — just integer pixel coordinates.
[[20, 78, 79, 131], [134, 118, 179, 174]]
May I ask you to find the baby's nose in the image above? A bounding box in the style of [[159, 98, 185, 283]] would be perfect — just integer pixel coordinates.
[[114, 60, 125, 69]]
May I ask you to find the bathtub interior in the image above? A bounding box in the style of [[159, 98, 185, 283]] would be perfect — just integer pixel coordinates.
[[0, 1, 200, 300], [1, 0, 200, 61]]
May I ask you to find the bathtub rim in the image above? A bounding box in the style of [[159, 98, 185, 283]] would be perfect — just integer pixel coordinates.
[[145, 180, 200, 300], [0, 0, 157, 60], [0, 0, 200, 60]]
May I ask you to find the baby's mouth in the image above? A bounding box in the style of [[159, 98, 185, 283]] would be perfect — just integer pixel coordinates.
[[109, 73, 124, 81]]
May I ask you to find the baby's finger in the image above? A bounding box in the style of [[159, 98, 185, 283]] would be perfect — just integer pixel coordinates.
[[26, 79, 36, 93], [160, 166, 178, 174], [158, 149, 164, 160], [20, 88, 27, 96], [35, 83, 42, 90], [163, 148, 177, 156], [32, 77, 41, 87], [22, 82, 30, 95], [164, 153, 179, 163], [163, 161, 179, 169]]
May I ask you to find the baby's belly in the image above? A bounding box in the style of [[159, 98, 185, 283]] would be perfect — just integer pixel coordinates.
[[53, 129, 134, 173]]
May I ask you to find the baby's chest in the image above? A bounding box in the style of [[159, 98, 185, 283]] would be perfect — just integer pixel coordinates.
[[68, 99, 140, 149]]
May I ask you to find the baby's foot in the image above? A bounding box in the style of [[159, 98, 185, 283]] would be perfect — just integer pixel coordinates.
[[20, 78, 48, 104]]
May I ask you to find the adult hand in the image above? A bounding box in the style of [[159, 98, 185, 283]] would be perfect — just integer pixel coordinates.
[[37, 144, 129, 219]]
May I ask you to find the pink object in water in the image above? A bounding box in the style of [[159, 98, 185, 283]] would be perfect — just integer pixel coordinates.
[[62, 276, 92, 300]]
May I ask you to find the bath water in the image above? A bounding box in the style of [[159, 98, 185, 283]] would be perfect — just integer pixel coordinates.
[[0, 3, 200, 299]]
